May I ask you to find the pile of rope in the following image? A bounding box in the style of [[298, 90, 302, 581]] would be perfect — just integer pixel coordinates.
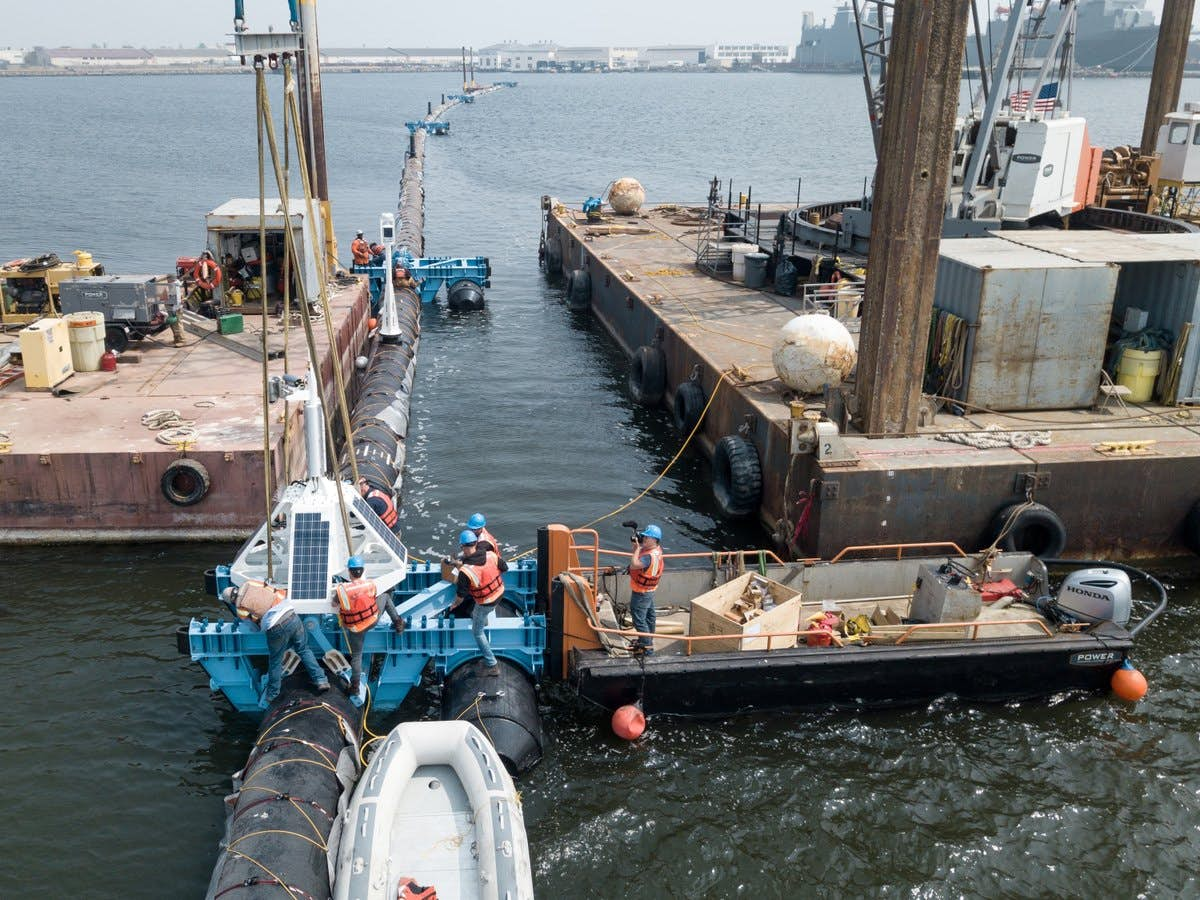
[[141, 408, 199, 446], [936, 424, 1050, 450]]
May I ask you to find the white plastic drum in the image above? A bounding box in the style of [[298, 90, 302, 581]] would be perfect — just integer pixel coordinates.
[[64, 311, 106, 372], [730, 244, 758, 283]]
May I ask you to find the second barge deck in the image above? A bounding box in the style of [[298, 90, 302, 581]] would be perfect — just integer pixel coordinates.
[[0, 280, 370, 542], [543, 201, 1200, 559]]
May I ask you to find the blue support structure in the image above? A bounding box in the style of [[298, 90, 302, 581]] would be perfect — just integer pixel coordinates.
[[352, 248, 491, 308], [190, 559, 545, 713], [404, 121, 451, 135], [447, 93, 475, 103]]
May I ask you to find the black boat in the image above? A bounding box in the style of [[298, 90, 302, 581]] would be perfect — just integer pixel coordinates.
[[537, 526, 1166, 716]]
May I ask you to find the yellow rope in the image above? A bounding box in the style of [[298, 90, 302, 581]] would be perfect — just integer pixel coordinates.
[[510, 370, 731, 560], [242, 757, 337, 785], [228, 828, 326, 853], [224, 850, 300, 900]]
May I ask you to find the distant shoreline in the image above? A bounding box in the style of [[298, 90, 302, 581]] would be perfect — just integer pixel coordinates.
[[1, 65, 1191, 79]]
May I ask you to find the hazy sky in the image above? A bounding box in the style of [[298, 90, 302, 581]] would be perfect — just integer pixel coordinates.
[[0, 0, 1177, 50], [0, 0, 816, 48]]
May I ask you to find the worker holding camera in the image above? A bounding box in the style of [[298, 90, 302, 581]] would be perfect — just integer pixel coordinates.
[[628, 524, 664, 655]]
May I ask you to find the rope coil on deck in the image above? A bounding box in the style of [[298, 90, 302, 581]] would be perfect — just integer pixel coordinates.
[[935, 424, 1051, 450]]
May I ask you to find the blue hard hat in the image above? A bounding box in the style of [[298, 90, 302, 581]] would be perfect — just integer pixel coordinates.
[[459, 529, 478, 546], [639, 524, 662, 541], [467, 513, 486, 530], [347, 555, 364, 570]]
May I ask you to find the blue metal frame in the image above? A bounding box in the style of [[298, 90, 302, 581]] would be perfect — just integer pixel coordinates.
[[192, 559, 543, 713], [404, 121, 451, 135], [446, 93, 475, 104], [352, 249, 491, 307]]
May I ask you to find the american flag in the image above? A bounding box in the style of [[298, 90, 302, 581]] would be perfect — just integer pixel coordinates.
[[1009, 82, 1059, 113]]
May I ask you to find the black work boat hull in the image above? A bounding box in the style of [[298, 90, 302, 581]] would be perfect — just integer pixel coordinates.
[[568, 625, 1132, 715]]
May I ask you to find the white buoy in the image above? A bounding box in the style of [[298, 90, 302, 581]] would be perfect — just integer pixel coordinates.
[[772, 314, 857, 394], [609, 178, 645, 215]]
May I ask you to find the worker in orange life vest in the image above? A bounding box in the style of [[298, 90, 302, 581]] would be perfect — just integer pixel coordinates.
[[333, 555, 405, 703], [628, 524, 664, 655], [225, 581, 329, 706], [447, 530, 508, 676], [465, 512, 499, 555], [358, 477, 399, 531], [351, 230, 371, 266]]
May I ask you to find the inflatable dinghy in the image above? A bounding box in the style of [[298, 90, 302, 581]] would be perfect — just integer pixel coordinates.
[[333, 720, 534, 899]]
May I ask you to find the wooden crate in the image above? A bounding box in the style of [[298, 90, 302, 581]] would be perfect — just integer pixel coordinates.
[[689, 573, 802, 653]]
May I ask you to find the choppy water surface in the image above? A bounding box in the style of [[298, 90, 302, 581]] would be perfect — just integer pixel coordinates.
[[1, 72, 1199, 896]]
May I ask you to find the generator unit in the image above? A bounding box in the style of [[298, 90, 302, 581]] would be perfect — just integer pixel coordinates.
[[58, 275, 171, 352]]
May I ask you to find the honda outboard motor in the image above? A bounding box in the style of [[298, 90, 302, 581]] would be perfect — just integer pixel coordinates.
[[1053, 568, 1132, 626]]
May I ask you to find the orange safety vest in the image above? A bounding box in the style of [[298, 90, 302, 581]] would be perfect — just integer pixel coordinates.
[[336, 578, 379, 632], [351, 238, 371, 266], [476, 526, 499, 552], [235, 580, 287, 622], [629, 545, 664, 593], [366, 488, 398, 528], [461, 551, 504, 606]]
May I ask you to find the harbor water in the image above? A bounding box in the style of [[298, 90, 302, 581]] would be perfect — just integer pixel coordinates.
[[2, 72, 1199, 896]]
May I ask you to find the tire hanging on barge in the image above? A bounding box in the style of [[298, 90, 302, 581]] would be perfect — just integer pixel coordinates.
[[205, 683, 363, 900], [990, 502, 1068, 558]]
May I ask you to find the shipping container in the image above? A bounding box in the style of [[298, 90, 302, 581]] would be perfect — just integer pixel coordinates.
[[932, 237, 1118, 410], [994, 231, 1200, 404]]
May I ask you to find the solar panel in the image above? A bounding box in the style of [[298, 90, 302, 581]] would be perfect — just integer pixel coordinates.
[[352, 496, 409, 562], [291, 512, 331, 601]]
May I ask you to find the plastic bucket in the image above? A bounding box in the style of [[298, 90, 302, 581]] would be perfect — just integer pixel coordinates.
[[730, 244, 757, 283], [64, 311, 105, 372], [744, 252, 770, 289], [1116, 348, 1163, 403]]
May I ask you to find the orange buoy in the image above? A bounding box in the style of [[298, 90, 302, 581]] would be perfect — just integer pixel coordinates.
[[1112, 662, 1148, 702], [612, 703, 645, 740], [368, 317, 378, 330]]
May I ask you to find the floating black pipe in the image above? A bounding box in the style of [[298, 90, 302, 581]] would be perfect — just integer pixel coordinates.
[[205, 684, 362, 899]]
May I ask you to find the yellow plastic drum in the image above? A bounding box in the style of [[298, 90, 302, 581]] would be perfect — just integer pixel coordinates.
[[64, 311, 106, 372], [1116, 348, 1163, 403]]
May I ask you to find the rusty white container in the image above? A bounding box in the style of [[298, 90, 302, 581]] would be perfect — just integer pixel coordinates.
[[64, 311, 106, 372]]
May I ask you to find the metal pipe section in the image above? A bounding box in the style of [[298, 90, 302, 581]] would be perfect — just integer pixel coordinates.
[[1140, 0, 1198, 153]]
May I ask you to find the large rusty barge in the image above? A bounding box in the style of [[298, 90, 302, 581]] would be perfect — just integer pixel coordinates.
[[541, 200, 1200, 560], [0, 276, 370, 542]]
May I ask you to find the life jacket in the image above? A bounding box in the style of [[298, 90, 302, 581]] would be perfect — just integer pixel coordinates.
[[397, 878, 438, 900], [351, 238, 371, 265], [336, 578, 379, 632], [235, 580, 287, 622], [629, 545, 664, 593], [461, 551, 504, 606], [476, 526, 499, 552], [366, 488, 398, 528]]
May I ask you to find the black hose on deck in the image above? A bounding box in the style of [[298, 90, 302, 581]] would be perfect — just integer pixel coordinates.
[[205, 682, 363, 899]]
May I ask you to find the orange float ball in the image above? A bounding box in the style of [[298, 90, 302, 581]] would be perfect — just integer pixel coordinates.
[[611, 703, 646, 740], [368, 317, 378, 330], [1112, 664, 1148, 702]]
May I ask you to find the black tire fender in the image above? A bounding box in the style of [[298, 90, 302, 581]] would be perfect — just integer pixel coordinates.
[[565, 269, 591, 309], [712, 435, 762, 518], [628, 345, 666, 406], [991, 502, 1067, 558], [673, 380, 707, 434], [161, 458, 212, 507], [1184, 499, 1200, 556], [543, 239, 563, 278]]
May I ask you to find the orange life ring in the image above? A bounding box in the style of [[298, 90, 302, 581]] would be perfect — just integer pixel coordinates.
[[192, 257, 223, 291]]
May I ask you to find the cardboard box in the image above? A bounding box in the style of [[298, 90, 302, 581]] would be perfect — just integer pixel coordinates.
[[689, 573, 802, 653]]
